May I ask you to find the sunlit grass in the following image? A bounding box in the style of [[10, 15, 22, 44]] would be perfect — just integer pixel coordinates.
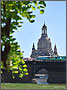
[[1, 83, 66, 89]]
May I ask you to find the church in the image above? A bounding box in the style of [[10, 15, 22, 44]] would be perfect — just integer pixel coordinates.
[[30, 23, 58, 58]]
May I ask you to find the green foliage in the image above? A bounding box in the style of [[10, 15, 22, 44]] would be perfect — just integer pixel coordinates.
[[1, 1, 46, 78], [40, 10, 44, 14], [1, 1, 46, 29]]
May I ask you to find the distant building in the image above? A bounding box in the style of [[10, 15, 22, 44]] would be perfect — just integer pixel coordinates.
[[30, 23, 58, 58]]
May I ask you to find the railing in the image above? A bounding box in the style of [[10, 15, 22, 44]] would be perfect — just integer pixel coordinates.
[[35, 56, 66, 62], [23, 56, 66, 62]]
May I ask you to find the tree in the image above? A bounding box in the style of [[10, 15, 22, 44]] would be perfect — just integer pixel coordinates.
[[1, 1, 46, 78]]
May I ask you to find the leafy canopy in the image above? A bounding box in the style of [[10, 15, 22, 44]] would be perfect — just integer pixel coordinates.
[[1, 1, 46, 78]]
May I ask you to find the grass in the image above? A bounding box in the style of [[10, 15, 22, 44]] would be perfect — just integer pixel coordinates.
[[1, 83, 66, 89]]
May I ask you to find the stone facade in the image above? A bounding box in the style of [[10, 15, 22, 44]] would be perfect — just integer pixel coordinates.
[[30, 23, 58, 58]]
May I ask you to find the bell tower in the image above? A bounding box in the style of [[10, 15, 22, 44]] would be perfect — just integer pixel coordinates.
[[42, 22, 47, 37]]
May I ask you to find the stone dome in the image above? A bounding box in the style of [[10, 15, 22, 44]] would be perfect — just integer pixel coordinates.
[[37, 36, 52, 51], [30, 22, 58, 58]]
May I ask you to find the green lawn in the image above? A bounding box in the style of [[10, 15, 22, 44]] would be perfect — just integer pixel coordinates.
[[1, 83, 66, 89]]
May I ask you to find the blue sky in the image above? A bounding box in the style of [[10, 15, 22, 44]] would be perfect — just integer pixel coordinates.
[[13, 1, 66, 58]]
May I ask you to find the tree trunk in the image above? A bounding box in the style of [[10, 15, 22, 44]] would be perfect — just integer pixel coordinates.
[[1, 17, 11, 68]]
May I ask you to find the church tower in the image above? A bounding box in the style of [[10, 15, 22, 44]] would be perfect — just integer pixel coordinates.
[[42, 22, 47, 37], [30, 43, 37, 58], [32, 43, 35, 51], [30, 22, 58, 58], [53, 44, 58, 56], [37, 22, 53, 56]]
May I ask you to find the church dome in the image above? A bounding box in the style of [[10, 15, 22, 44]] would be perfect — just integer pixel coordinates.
[[30, 22, 56, 58], [37, 36, 51, 50], [37, 23, 51, 50]]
